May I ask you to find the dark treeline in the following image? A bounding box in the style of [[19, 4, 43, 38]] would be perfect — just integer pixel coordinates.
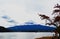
[[0, 26, 13, 32]]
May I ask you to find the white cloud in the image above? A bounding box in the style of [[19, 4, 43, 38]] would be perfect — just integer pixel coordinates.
[[0, 0, 59, 27]]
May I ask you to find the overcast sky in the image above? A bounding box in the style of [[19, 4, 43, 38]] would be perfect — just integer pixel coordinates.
[[0, 0, 59, 27]]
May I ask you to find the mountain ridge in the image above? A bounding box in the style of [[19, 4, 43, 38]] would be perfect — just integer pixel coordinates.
[[7, 24, 56, 32]]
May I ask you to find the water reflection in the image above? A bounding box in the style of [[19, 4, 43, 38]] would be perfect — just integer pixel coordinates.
[[0, 32, 54, 39]]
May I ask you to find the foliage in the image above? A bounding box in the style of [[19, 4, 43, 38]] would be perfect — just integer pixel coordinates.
[[38, 3, 60, 39]]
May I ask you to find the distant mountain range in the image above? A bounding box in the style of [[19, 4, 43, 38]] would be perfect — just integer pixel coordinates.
[[7, 24, 56, 32]]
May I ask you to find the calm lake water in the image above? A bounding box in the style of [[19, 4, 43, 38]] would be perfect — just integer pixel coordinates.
[[0, 32, 55, 39]]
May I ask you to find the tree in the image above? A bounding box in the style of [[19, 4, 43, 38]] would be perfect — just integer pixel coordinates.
[[38, 3, 60, 39], [0, 26, 12, 32]]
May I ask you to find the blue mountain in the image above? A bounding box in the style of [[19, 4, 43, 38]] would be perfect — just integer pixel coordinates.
[[7, 24, 56, 32]]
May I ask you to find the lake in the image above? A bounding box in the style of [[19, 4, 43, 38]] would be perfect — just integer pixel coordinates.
[[0, 32, 55, 39]]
